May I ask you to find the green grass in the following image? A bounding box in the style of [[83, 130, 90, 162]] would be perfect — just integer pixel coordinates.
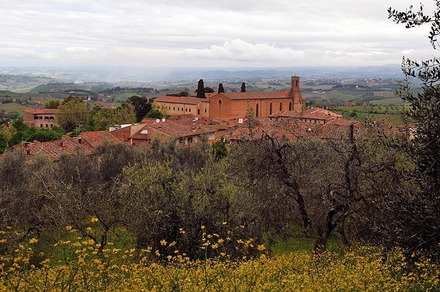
[[270, 237, 344, 255], [0, 102, 29, 115]]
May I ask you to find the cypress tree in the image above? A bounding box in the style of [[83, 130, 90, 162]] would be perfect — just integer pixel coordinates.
[[218, 83, 225, 93], [197, 79, 206, 98], [241, 82, 246, 92]]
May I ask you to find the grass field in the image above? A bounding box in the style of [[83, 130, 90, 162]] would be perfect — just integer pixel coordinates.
[[0, 102, 29, 115]]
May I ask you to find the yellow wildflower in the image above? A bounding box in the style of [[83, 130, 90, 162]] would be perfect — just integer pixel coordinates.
[[257, 244, 266, 251]]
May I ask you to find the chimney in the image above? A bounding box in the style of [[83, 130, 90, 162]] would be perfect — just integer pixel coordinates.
[[289, 76, 305, 113]]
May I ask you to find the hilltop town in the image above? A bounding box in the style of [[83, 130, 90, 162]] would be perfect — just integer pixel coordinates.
[[0, 75, 378, 159]]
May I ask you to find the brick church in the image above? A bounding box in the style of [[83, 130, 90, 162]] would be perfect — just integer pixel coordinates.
[[153, 76, 305, 121]]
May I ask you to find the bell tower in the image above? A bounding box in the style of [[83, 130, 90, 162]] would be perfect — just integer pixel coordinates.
[[289, 76, 305, 113]]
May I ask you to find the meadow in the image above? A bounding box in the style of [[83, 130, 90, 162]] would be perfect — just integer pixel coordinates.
[[0, 226, 438, 291]]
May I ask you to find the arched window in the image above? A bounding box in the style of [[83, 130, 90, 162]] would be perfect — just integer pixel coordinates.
[[289, 102, 292, 111], [279, 102, 283, 111], [269, 103, 273, 115], [256, 103, 259, 117]]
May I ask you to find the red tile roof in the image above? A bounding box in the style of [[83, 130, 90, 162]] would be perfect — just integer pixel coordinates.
[[155, 96, 209, 105], [142, 119, 217, 138], [78, 131, 120, 148], [273, 107, 342, 121], [23, 108, 59, 115], [10, 131, 122, 161], [17, 137, 93, 161]]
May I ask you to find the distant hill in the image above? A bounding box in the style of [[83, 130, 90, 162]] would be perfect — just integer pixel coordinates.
[[0, 65, 404, 83], [0, 73, 55, 91]]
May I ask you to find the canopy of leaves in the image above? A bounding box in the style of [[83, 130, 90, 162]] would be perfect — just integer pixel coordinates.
[[57, 96, 90, 132]]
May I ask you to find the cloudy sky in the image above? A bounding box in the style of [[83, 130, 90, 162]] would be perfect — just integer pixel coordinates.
[[0, 0, 437, 68]]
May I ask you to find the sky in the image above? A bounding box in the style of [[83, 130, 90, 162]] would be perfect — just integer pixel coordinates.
[[0, 0, 438, 68]]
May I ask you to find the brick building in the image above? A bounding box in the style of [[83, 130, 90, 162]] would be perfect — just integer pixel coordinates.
[[209, 76, 304, 120], [153, 76, 305, 121], [23, 108, 59, 128]]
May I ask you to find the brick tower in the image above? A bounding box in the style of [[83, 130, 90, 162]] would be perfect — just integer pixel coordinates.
[[289, 76, 305, 113]]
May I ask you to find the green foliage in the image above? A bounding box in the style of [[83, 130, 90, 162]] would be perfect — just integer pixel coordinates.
[[0, 133, 7, 153], [44, 99, 60, 109], [0, 120, 64, 151], [218, 83, 225, 93], [127, 96, 151, 122], [196, 79, 206, 98], [89, 103, 136, 131], [384, 2, 440, 263], [211, 137, 228, 160], [57, 96, 90, 132], [144, 108, 165, 119], [23, 127, 64, 142]]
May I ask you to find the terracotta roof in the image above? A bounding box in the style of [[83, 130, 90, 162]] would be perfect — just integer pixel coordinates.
[[155, 96, 209, 105], [17, 137, 93, 161], [273, 107, 342, 121], [23, 108, 59, 115], [9, 130, 123, 161], [217, 91, 289, 100], [78, 131, 120, 148], [142, 119, 217, 138]]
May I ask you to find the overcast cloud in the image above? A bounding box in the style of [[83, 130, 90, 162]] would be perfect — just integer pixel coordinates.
[[0, 0, 437, 68]]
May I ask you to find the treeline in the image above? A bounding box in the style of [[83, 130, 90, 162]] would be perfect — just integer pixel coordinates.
[[0, 129, 438, 263]]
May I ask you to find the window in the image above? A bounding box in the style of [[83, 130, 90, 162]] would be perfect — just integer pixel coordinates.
[[198, 109, 200, 115], [40, 124, 43, 127], [205, 109, 207, 113], [187, 137, 193, 143], [269, 103, 273, 115], [256, 103, 259, 117], [289, 102, 292, 111], [280, 102, 283, 111]]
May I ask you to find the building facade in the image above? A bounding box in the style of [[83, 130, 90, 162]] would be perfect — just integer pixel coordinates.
[[153, 76, 305, 121], [153, 96, 210, 118], [23, 108, 59, 128]]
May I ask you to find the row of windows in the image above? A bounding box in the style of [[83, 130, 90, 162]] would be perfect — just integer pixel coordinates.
[[34, 116, 55, 120], [161, 105, 207, 115], [40, 124, 54, 128]]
